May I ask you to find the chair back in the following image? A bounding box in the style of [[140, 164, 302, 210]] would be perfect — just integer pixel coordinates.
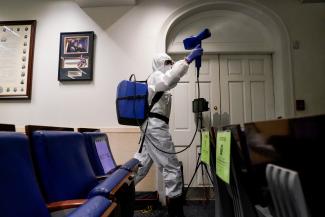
[[31, 131, 98, 202], [25, 125, 74, 137], [77, 128, 100, 133], [0, 123, 16, 131], [0, 132, 50, 217], [266, 164, 309, 217]]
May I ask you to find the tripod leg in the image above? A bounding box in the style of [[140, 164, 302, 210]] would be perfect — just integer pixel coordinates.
[[202, 163, 213, 184], [198, 162, 210, 201], [200, 161, 205, 184], [184, 153, 201, 197]]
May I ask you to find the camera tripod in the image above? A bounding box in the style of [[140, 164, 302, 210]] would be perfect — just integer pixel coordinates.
[[183, 112, 213, 199], [182, 63, 213, 200]]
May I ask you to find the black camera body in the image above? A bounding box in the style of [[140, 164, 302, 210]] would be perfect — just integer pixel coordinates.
[[192, 98, 209, 113]]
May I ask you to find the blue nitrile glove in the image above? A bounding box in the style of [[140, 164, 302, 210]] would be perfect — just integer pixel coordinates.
[[185, 44, 203, 64]]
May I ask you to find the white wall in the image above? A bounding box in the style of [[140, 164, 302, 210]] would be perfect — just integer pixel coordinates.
[[256, 0, 325, 116], [0, 0, 189, 128], [0, 1, 124, 127], [0, 0, 324, 128]]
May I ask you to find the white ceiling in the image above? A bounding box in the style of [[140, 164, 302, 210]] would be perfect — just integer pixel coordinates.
[[74, 0, 136, 8]]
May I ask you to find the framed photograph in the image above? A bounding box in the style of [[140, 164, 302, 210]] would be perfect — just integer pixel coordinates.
[[0, 20, 36, 99], [58, 31, 95, 81]]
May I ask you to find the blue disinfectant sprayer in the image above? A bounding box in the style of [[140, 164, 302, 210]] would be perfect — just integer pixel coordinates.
[[183, 28, 211, 76]]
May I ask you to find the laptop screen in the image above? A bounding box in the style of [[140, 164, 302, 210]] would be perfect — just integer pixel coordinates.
[[94, 137, 116, 173]]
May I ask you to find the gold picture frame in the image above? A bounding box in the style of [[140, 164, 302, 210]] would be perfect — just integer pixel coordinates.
[[0, 20, 36, 99]]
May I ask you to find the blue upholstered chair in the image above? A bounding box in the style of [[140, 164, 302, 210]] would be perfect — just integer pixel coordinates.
[[82, 132, 140, 217], [30, 131, 131, 203], [82, 132, 140, 176], [0, 132, 116, 217]]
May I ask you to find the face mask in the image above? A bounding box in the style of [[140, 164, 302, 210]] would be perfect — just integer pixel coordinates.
[[161, 59, 174, 73], [162, 64, 172, 73]]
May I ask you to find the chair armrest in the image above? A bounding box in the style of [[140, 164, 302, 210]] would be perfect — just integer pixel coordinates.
[[88, 169, 131, 198], [120, 158, 140, 172], [67, 196, 117, 217], [47, 199, 87, 212], [97, 175, 109, 181], [101, 202, 117, 217], [96, 164, 123, 181], [110, 171, 133, 196], [107, 165, 121, 175]]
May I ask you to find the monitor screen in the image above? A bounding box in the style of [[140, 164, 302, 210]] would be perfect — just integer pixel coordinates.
[[94, 137, 116, 174]]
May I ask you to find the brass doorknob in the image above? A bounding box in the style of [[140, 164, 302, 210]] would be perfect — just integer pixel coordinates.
[[214, 106, 218, 111]]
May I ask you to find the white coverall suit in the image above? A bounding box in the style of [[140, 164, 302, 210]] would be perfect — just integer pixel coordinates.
[[134, 53, 189, 198]]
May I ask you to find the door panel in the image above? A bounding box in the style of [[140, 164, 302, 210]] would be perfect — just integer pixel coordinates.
[[251, 81, 266, 120], [229, 81, 245, 124], [173, 82, 190, 130], [220, 54, 275, 124]]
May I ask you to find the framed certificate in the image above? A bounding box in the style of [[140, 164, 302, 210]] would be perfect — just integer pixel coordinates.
[[58, 31, 95, 81], [0, 20, 36, 99]]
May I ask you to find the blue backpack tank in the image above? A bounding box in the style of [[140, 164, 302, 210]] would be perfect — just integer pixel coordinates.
[[116, 75, 148, 126], [116, 74, 165, 126]]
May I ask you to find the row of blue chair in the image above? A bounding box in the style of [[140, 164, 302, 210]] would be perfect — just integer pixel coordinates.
[[0, 131, 139, 217]]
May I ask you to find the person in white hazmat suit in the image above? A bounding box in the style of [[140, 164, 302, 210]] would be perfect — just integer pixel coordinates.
[[134, 45, 203, 217]]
